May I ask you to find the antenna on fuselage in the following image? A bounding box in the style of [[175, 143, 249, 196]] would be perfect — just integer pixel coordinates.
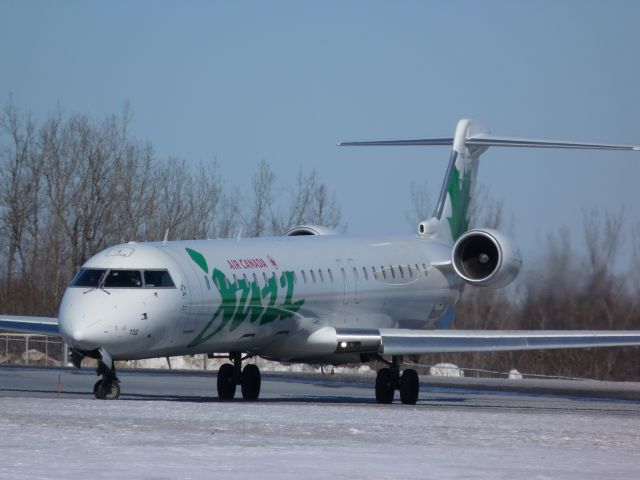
[[163, 229, 170, 245], [236, 226, 243, 242]]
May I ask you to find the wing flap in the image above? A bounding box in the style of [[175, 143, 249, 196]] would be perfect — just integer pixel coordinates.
[[379, 329, 640, 355], [0, 315, 59, 336]]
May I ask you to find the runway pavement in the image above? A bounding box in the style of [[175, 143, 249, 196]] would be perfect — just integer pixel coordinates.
[[1, 365, 639, 411]]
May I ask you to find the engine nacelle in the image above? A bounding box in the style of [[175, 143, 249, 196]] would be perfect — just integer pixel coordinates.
[[285, 224, 339, 236], [452, 228, 522, 288]]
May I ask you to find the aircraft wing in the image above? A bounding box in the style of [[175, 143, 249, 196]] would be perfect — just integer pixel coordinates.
[[0, 315, 59, 336], [335, 328, 640, 355]]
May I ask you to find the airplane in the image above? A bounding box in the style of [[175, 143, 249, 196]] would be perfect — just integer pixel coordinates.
[[2, 118, 640, 404]]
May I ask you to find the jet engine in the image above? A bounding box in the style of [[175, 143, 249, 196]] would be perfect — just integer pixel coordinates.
[[285, 224, 339, 236], [452, 228, 521, 288]]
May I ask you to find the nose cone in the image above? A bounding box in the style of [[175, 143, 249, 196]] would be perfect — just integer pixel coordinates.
[[57, 294, 75, 345], [58, 288, 107, 350]]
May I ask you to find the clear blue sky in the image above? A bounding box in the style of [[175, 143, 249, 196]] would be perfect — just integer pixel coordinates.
[[2, 1, 639, 265]]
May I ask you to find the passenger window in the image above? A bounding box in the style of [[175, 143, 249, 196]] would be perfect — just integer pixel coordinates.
[[232, 274, 238, 285], [243, 273, 248, 284], [423, 263, 428, 277], [104, 270, 142, 288], [70, 268, 106, 287], [262, 272, 268, 284], [293, 271, 298, 284], [399, 265, 404, 278], [204, 276, 211, 290], [390, 266, 396, 279], [252, 273, 258, 285], [381, 266, 386, 279], [408, 265, 413, 277], [328, 269, 334, 282], [362, 267, 368, 280], [352, 267, 359, 280], [301, 270, 307, 283], [310, 270, 316, 283], [318, 269, 324, 282]]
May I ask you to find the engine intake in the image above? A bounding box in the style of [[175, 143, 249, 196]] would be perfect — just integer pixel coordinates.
[[452, 228, 521, 288], [285, 224, 339, 236]]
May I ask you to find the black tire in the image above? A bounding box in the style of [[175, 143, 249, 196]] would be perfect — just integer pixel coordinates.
[[95, 380, 121, 400], [399, 369, 419, 405], [93, 380, 102, 399], [217, 363, 237, 400], [241, 364, 261, 401], [375, 368, 395, 404]]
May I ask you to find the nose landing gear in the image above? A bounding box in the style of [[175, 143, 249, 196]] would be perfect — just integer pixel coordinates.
[[216, 352, 261, 401], [375, 356, 420, 405], [94, 348, 120, 400]]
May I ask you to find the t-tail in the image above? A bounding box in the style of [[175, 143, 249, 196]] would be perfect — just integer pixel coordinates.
[[340, 118, 640, 244]]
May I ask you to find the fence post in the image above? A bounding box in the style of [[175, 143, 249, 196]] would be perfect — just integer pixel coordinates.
[[63, 342, 69, 367]]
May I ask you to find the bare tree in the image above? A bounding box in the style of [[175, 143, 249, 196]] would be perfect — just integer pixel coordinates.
[[273, 169, 345, 235], [241, 160, 277, 237], [405, 180, 433, 228], [0, 100, 42, 311]]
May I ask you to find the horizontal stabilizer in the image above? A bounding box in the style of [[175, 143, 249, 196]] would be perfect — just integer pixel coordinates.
[[465, 134, 640, 151], [338, 138, 454, 147], [0, 315, 59, 336], [339, 135, 640, 151]]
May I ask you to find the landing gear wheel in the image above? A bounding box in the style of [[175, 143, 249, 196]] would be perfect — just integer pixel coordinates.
[[241, 364, 261, 401], [93, 380, 121, 400], [399, 369, 419, 405], [217, 363, 237, 400], [375, 367, 395, 404]]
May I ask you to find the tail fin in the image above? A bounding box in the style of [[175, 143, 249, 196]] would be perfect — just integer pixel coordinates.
[[431, 119, 488, 243], [339, 119, 639, 244]]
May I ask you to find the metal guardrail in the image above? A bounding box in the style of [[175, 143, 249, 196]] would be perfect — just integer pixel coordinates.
[[1, 333, 68, 366]]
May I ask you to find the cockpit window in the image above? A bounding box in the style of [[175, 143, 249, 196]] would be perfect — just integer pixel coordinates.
[[144, 270, 175, 288], [70, 268, 107, 287], [104, 270, 143, 288], [70, 268, 175, 289]]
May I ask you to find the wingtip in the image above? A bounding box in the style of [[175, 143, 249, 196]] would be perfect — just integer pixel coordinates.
[[633, 146, 640, 151]]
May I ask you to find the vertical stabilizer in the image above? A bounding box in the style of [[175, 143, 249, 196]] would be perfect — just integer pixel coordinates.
[[428, 119, 489, 244]]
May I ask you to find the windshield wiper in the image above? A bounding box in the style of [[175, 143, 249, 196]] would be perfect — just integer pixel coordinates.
[[83, 272, 110, 295]]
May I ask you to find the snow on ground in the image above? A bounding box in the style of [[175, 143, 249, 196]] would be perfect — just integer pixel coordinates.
[[429, 362, 464, 377], [121, 355, 375, 375], [1, 396, 639, 479]]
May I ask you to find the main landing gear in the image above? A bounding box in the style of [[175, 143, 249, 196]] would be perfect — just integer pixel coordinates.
[[217, 352, 261, 401], [375, 356, 419, 405]]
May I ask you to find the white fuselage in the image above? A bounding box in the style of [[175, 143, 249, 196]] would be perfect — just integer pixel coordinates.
[[58, 234, 460, 363]]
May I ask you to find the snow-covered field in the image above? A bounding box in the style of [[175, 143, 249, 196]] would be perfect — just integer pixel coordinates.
[[1, 396, 639, 479]]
